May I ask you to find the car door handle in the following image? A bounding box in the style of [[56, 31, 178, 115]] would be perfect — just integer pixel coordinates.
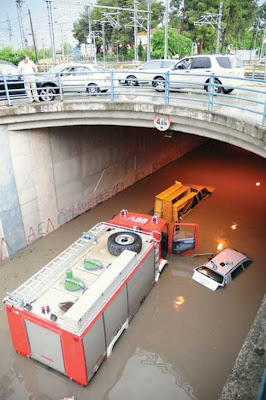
[[185, 71, 190, 73], [205, 70, 211, 72]]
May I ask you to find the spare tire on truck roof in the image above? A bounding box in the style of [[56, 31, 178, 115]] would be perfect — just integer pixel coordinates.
[[107, 231, 142, 256]]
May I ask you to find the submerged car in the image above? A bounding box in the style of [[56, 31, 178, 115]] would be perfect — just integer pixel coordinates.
[[192, 248, 251, 291], [154, 180, 214, 222]]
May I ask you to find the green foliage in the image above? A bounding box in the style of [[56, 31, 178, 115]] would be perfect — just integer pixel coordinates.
[[38, 47, 53, 59], [151, 28, 192, 58], [180, 0, 259, 52], [0, 47, 36, 65]]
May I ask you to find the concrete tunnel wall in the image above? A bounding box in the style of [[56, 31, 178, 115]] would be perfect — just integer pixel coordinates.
[[0, 124, 205, 260]]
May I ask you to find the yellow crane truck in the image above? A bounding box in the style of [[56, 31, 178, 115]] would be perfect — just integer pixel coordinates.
[[154, 181, 214, 222]]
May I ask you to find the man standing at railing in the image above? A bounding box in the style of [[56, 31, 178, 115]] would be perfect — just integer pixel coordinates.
[[18, 55, 40, 103]]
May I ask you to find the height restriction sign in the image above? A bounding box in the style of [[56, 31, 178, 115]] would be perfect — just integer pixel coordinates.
[[153, 114, 171, 131]]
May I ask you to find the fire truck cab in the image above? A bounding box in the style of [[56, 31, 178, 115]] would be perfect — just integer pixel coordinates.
[[3, 210, 198, 386]]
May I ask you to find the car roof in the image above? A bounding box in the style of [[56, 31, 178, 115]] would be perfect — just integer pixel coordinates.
[[0, 60, 17, 67], [204, 248, 250, 277]]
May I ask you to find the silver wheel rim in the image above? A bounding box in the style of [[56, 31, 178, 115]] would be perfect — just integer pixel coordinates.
[[88, 85, 98, 94], [115, 234, 134, 245], [156, 80, 165, 89], [40, 88, 54, 101], [127, 78, 136, 86]]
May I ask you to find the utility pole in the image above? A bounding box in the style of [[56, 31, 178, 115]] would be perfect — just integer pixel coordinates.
[[88, 6, 93, 62], [147, 0, 151, 61], [194, 2, 223, 54], [16, 0, 27, 48], [28, 9, 39, 62], [134, 0, 138, 62], [46, 0, 56, 64], [100, 22, 106, 66], [164, 0, 169, 59], [216, 2, 223, 53]]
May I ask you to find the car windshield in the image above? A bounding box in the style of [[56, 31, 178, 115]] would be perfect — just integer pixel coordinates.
[[196, 266, 224, 284]]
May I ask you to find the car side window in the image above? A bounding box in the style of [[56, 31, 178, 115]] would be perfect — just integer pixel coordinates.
[[162, 61, 175, 68], [75, 66, 92, 75], [190, 57, 211, 69], [61, 67, 75, 76], [174, 58, 192, 70], [231, 265, 244, 280]]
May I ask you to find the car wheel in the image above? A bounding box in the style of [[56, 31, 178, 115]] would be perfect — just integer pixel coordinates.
[[107, 231, 142, 256], [204, 78, 222, 94], [153, 77, 165, 92], [39, 85, 57, 102], [87, 84, 100, 95], [126, 75, 138, 86]]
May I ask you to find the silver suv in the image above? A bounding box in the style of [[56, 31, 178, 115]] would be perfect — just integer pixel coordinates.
[[153, 54, 245, 94]]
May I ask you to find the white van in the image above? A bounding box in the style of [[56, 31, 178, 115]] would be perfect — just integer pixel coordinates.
[[152, 54, 245, 94]]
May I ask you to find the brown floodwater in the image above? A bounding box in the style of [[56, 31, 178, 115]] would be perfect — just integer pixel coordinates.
[[0, 140, 265, 400]]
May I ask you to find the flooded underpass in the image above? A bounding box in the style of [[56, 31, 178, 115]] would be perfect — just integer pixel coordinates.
[[0, 140, 265, 400]]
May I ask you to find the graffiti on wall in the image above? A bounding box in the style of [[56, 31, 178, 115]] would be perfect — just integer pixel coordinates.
[[58, 182, 126, 226], [27, 218, 55, 244], [0, 237, 12, 261]]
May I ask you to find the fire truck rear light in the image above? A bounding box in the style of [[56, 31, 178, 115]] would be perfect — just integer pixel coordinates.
[[120, 209, 128, 218], [152, 215, 159, 224]]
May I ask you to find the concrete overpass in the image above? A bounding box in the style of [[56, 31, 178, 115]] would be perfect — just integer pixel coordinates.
[[0, 100, 265, 260], [0, 101, 265, 157]]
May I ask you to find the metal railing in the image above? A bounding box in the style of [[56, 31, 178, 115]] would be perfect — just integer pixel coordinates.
[[0, 70, 265, 125]]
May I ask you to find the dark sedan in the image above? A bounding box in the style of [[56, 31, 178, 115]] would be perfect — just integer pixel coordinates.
[[0, 61, 26, 101]]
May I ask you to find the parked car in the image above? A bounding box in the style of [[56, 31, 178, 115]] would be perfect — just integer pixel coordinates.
[[192, 248, 251, 291], [0, 61, 26, 100], [118, 59, 177, 86], [36, 63, 111, 101], [152, 54, 245, 94]]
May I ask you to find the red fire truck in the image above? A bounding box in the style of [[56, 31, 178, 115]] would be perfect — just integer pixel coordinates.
[[4, 210, 198, 386]]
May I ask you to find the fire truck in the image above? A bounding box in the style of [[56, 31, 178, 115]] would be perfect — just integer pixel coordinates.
[[3, 210, 198, 386]]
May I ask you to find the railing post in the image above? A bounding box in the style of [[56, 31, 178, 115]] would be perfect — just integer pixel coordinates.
[[3, 74, 11, 106], [58, 73, 63, 101], [263, 99, 266, 126], [165, 71, 169, 105], [208, 73, 214, 111], [110, 70, 114, 101]]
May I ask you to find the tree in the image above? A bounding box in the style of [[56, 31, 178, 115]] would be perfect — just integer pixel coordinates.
[[0, 47, 36, 65], [151, 28, 192, 58]]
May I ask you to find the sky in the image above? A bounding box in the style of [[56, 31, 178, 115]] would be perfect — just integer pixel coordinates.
[[0, 0, 265, 50]]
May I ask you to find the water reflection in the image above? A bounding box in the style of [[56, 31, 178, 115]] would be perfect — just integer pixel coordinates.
[[108, 347, 197, 400], [173, 296, 185, 310]]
